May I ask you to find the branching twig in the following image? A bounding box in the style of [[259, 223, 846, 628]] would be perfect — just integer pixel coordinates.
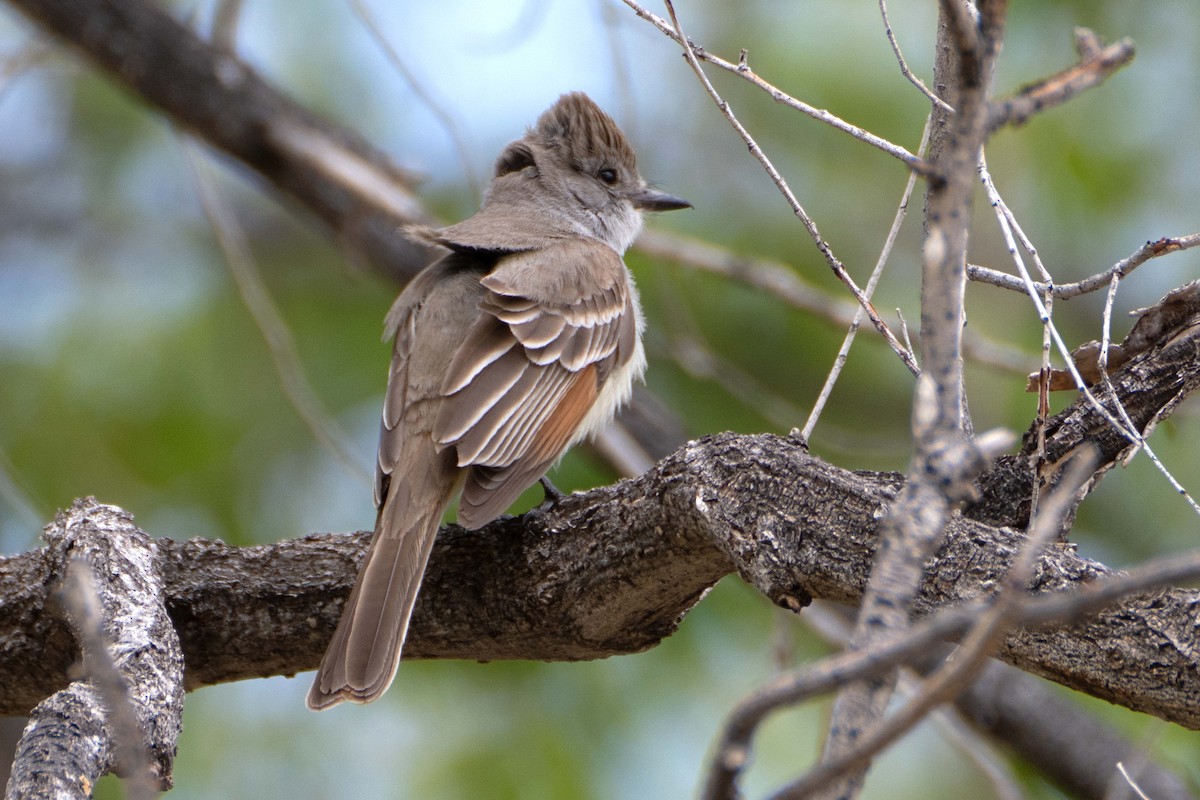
[[878, 0, 954, 112], [620, 0, 932, 173], [774, 451, 1092, 799], [967, 234, 1200, 297], [659, 0, 921, 377], [988, 28, 1136, 132], [980, 163, 1200, 517]]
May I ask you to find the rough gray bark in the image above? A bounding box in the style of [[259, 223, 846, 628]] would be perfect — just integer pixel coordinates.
[[2, 289, 1199, 737], [3, 0, 1199, 796], [4, 502, 182, 799]]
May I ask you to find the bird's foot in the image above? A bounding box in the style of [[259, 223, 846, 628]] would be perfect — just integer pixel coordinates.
[[538, 476, 568, 506]]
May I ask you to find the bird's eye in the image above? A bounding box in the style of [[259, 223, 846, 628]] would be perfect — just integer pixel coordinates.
[[598, 167, 618, 185]]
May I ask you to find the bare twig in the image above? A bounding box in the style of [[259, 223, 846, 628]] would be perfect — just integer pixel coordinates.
[[349, 0, 482, 197], [988, 29, 1136, 132], [620, 0, 932, 174], [878, 0, 954, 112], [980, 163, 1200, 518], [1116, 762, 1155, 800], [658, 0, 921, 377], [181, 139, 371, 486], [967, 234, 1200, 297], [980, 154, 1056, 514], [800, 116, 931, 442]]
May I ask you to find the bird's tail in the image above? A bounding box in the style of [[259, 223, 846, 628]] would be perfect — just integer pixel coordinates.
[[307, 479, 447, 710]]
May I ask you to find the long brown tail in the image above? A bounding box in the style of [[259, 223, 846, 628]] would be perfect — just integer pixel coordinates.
[[307, 480, 447, 710]]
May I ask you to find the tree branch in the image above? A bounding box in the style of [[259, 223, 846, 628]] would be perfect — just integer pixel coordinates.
[[6, 0, 436, 284], [2, 287, 1199, 732], [815, 3, 1008, 793], [988, 28, 1136, 132], [5, 502, 182, 799]]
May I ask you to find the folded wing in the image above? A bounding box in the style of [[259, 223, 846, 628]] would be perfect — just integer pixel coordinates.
[[435, 237, 638, 529]]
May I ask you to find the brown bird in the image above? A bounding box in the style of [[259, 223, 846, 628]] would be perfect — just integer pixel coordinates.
[[308, 92, 690, 709]]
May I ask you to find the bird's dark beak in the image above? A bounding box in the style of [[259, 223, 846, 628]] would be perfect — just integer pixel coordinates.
[[630, 188, 691, 212]]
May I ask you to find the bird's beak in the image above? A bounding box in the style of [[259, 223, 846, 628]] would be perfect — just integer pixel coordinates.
[[629, 188, 692, 212]]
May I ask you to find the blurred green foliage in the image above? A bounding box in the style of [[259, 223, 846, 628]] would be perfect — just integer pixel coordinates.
[[3, 0, 1199, 797]]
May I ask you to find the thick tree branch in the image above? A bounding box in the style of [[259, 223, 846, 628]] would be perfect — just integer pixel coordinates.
[[5, 502, 181, 799], [2, 289, 1199, 732], [6, 0, 436, 284]]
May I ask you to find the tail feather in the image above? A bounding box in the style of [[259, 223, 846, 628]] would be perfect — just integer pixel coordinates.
[[307, 493, 443, 710]]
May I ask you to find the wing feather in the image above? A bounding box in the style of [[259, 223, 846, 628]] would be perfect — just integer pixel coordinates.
[[434, 238, 640, 529]]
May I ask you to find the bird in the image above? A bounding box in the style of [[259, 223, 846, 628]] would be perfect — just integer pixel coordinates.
[[308, 92, 690, 710]]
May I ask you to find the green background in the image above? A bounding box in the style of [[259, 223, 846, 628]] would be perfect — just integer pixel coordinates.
[[1, 0, 1198, 797]]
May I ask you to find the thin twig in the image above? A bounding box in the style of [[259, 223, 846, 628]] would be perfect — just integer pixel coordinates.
[[620, 0, 932, 174], [1099, 271, 1122, 375], [983, 152, 1055, 516], [181, 139, 371, 486], [800, 115, 931, 442], [1115, 762, 1154, 800], [878, 0, 954, 112], [967, 234, 1200, 297], [349, 0, 481, 198], [659, 0, 920, 377]]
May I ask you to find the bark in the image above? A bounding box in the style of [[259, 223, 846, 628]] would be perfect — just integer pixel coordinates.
[[1, 290, 1199, 734], [3, 0, 1199, 796]]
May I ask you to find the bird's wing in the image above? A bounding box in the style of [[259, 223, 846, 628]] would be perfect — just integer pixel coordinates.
[[434, 237, 639, 529]]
